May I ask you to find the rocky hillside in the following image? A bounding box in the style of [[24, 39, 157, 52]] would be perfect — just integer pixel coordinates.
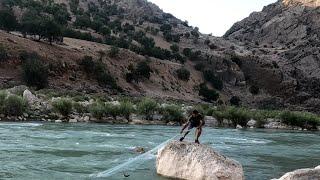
[[1, 0, 320, 113], [0, 0, 244, 104], [224, 0, 320, 112]]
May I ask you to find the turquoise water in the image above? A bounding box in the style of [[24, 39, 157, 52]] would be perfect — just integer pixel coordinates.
[[0, 123, 319, 180]]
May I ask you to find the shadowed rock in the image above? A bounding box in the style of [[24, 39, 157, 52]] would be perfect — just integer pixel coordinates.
[[274, 165, 320, 180]]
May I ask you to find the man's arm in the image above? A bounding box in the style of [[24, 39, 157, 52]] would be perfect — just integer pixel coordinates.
[[180, 119, 190, 134], [180, 121, 190, 134]]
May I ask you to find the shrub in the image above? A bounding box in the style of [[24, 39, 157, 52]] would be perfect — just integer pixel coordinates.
[[203, 69, 223, 90], [184, 32, 190, 38], [227, 107, 251, 127], [183, 48, 192, 57], [0, 45, 8, 62], [52, 98, 73, 117], [189, 50, 202, 61], [105, 103, 120, 119], [80, 56, 95, 73], [191, 29, 199, 38], [280, 111, 320, 130], [3, 95, 26, 116], [108, 46, 120, 58], [0, 91, 7, 108], [249, 85, 260, 95], [199, 83, 219, 102], [160, 24, 172, 32], [137, 98, 158, 120], [176, 68, 190, 81], [230, 96, 241, 106], [136, 61, 152, 79], [22, 55, 48, 89], [118, 101, 135, 120], [89, 103, 105, 119], [161, 104, 183, 122], [170, 44, 179, 53], [79, 56, 119, 90], [73, 102, 87, 114], [194, 63, 205, 71]]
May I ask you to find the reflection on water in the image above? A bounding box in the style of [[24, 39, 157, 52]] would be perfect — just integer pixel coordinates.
[[0, 123, 319, 180]]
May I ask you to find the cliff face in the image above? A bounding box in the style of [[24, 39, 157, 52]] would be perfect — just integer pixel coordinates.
[[223, 0, 320, 112]]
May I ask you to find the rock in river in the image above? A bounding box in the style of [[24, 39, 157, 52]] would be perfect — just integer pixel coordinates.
[[274, 165, 320, 180], [156, 141, 244, 180]]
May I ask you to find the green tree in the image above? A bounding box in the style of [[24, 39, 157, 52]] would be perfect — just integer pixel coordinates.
[[230, 96, 241, 106], [176, 67, 190, 81], [170, 44, 179, 53], [108, 46, 120, 58], [21, 9, 42, 38], [199, 83, 219, 102], [99, 26, 111, 36], [74, 14, 91, 28], [40, 17, 62, 44], [203, 69, 223, 90], [183, 48, 192, 57], [22, 53, 48, 89], [136, 61, 152, 79], [0, 9, 18, 32]]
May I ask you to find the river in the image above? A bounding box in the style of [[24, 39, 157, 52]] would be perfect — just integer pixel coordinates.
[[0, 123, 319, 180]]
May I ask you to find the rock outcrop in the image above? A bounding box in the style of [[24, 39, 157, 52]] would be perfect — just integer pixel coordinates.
[[283, 0, 320, 7], [223, 0, 320, 113], [156, 141, 244, 180], [274, 165, 320, 180]]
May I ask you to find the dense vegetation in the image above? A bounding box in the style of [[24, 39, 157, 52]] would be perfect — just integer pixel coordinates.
[[80, 56, 120, 90], [21, 52, 49, 89], [0, 91, 26, 116], [126, 61, 152, 83], [176, 67, 190, 81]]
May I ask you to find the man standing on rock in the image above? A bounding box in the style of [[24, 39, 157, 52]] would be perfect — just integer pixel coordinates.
[[179, 110, 205, 144]]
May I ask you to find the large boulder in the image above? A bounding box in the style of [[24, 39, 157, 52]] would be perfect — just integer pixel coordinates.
[[23, 89, 39, 106], [274, 165, 320, 180], [7, 85, 28, 95], [156, 141, 244, 180]]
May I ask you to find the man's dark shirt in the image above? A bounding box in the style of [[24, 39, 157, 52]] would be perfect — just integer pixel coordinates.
[[189, 114, 203, 127]]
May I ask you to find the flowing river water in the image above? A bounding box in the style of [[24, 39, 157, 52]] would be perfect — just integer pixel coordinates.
[[0, 122, 319, 180]]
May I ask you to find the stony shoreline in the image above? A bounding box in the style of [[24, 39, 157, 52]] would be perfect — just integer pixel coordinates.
[[0, 86, 319, 131]]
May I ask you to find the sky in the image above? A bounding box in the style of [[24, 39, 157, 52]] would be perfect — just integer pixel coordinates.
[[148, 0, 277, 36]]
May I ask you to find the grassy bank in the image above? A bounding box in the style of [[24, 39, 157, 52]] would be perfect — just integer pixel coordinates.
[[201, 106, 320, 130]]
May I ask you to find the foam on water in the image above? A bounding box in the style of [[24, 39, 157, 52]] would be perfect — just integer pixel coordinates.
[[91, 134, 179, 178], [0, 123, 43, 127]]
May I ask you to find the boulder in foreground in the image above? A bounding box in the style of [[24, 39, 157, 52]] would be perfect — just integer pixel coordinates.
[[156, 141, 244, 180], [274, 165, 320, 180]]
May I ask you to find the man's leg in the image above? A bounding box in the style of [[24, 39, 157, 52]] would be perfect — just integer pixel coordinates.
[[195, 127, 202, 144]]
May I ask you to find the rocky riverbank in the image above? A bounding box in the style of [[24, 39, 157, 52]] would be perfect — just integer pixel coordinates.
[[273, 165, 320, 180], [0, 86, 319, 131]]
